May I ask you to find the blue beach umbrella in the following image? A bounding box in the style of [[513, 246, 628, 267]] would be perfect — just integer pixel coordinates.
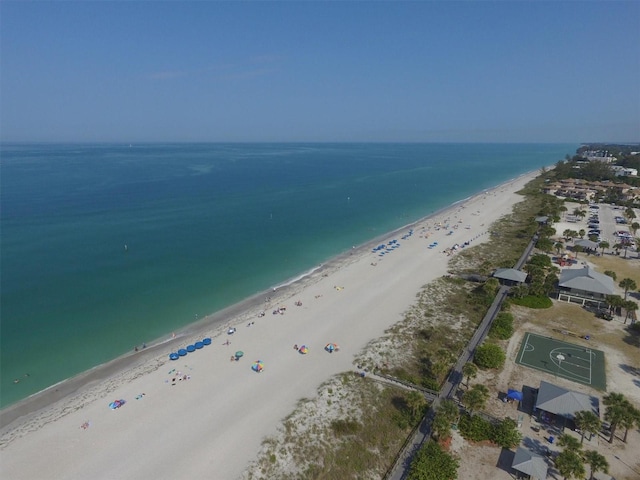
[[178, 348, 188, 356], [169, 352, 179, 360], [202, 338, 212, 346], [194, 341, 204, 349], [186, 344, 196, 353]]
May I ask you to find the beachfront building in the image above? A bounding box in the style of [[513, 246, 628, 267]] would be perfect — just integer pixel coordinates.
[[534, 380, 600, 429], [556, 266, 615, 307], [493, 268, 528, 286], [511, 447, 548, 480]]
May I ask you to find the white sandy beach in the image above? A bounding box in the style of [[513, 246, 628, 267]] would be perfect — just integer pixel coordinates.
[[0, 171, 538, 480]]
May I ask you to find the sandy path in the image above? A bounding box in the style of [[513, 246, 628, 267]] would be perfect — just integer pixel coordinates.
[[0, 171, 537, 480]]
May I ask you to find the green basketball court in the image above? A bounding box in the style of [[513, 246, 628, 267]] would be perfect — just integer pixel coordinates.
[[515, 332, 606, 390]]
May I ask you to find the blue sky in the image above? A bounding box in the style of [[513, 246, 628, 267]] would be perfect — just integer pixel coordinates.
[[1, 1, 639, 143]]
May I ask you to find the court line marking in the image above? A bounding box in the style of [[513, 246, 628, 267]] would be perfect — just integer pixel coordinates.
[[517, 333, 598, 385]]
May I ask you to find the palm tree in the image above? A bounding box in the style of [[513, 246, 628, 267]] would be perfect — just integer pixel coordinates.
[[619, 278, 637, 300], [573, 245, 583, 259], [555, 242, 564, 254], [605, 295, 624, 317], [555, 449, 585, 480], [603, 392, 629, 443], [558, 433, 581, 452], [625, 207, 636, 221], [462, 384, 489, 414], [573, 410, 601, 444], [431, 411, 452, 441], [462, 362, 478, 388], [563, 229, 573, 241], [406, 391, 427, 420], [583, 450, 609, 480], [631, 221, 639, 236], [598, 241, 609, 255], [578, 229, 586, 239], [619, 405, 640, 443], [437, 399, 460, 424]]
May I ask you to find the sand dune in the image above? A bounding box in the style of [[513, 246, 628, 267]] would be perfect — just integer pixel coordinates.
[[0, 171, 537, 480]]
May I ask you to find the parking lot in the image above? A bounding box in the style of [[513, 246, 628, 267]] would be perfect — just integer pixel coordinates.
[[558, 202, 638, 253]]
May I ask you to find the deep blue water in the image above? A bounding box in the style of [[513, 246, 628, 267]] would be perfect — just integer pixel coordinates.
[[0, 143, 575, 407]]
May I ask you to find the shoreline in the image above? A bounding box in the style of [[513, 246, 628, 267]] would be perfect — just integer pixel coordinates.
[[0, 171, 535, 431], [0, 170, 542, 480]]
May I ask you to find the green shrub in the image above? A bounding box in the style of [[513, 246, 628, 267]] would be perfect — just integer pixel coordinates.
[[489, 312, 514, 340], [330, 419, 360, 436], [510, 295, 553, 309], [408, 441, 459, 480], [458, 413, 492, 442], [473, 344, 506, 369], [491, 418, 522, 448]]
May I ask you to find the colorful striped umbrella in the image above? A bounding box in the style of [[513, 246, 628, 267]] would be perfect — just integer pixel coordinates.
[[251, 360, 264, 373]]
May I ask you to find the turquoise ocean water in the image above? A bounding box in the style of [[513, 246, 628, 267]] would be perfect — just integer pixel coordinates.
[[0, 143, 575, 407]]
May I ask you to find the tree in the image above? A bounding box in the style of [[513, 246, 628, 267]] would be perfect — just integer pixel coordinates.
[[622, 300, 638, 324], [462, 384, 489, 414], [583, 450, 609, 480], [603, 392, 630, 443], [631, 221, 639, 236], [578, 229, 586, 239], [462, 362, 478, 388], [555, 241, 564, 254], [619, 278, 637, 300], [573, 411, 601, 444], [625, 207, 637, 221], [492, 417, 522, 448], [406, 391, 427, 422], [603, 270, 617, 281], [431, 400, 459, 441], [605, 295, 624, 316], [618, 405, 640, 443], [431, 412, 452, 441], [437, 399, 460, 424], [555, 449, 585, 480], [407, 441, 459, 480], [573, 245, 583, 258], [558, 433, 581, 452], [482, 278, 500, 297], [473, 344, 506, 369], [536, 237, 554, 253], [599, 241, 609, 255]]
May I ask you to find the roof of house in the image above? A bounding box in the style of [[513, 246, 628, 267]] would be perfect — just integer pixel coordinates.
[[535, 381, 599, 418], [512, 447, 548, 480], [558, 266, 615, 295], [493, 268, 528, 283]]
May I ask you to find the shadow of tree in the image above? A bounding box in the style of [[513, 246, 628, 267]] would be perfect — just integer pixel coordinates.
[[619, 363, 640, 377]]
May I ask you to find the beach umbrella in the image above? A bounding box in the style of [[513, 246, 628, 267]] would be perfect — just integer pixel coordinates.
[[169, 352, 179, 361], [298, 345, 309, 354], [251, 360, 264, 373], [186, 344, 196, 353], [235, 351, 244, 359], [202, 337, 212, 346], [325, 343, 338, 353], [178, 348, 188, 356], [194, 341, 204, 349]]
